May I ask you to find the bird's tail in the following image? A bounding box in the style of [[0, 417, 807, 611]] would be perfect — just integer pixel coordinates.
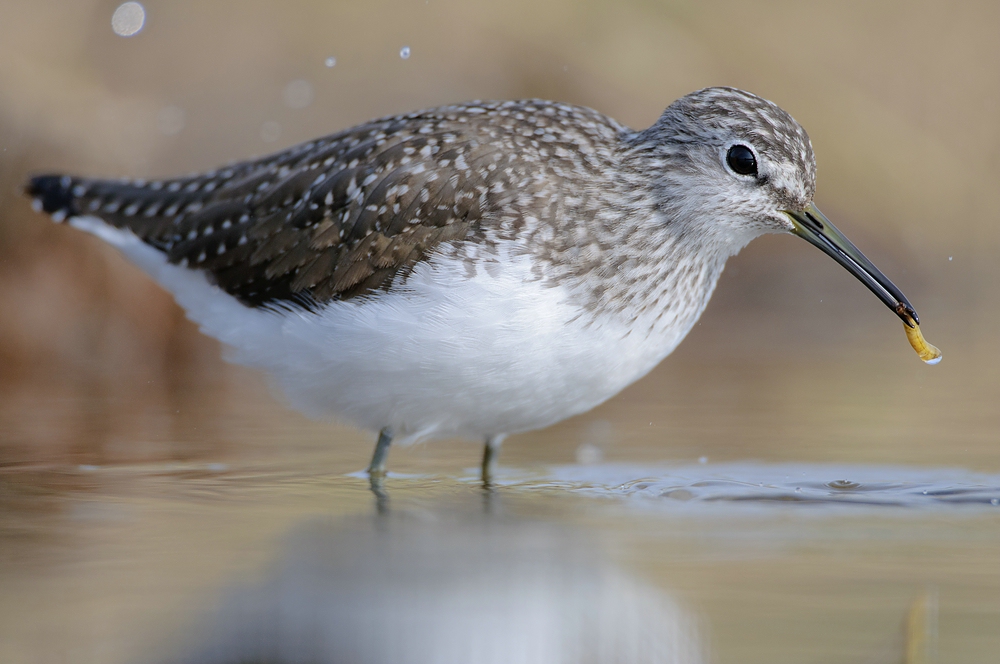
[[24, 172, 241, 258]]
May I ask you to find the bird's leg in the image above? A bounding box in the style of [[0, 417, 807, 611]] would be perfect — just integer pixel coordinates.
[[481, 434, 506, 487], [368, 427, 393, 487], [367, 428, 393, 507]]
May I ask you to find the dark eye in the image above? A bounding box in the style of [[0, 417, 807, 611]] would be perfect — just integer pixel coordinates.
[[726, 144, 758, 176]]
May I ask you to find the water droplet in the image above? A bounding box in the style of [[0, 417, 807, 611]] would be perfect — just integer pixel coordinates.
[[260, 121, 281, 143], [399, 46, 411, 59], [827, 479, 861, 490], [698, 456, 708, 464], [157, 105, 185, 135], [948, 256, 953, 261], [112, 2, 145, 37], [283, 79, 314, 109], [992, 498, 999, 506], [575, 442, 602, 465], [324, 56, 337, 68]]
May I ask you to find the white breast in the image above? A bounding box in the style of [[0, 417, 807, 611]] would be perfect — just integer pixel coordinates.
[[271, 250, 706, 443], [69, 216, 717, 444]]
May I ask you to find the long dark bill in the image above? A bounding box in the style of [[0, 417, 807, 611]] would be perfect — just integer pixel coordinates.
[[786, 202, 919, 327]]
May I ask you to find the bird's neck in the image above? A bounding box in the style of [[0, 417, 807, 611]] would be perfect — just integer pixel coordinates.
[[611, 217, 731, 342]]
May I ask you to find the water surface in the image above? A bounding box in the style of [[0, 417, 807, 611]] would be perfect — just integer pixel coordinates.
[[3, 403, 999, 664]]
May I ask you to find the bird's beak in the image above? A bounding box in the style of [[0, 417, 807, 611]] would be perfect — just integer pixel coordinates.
[[785, 202, 919, 327]]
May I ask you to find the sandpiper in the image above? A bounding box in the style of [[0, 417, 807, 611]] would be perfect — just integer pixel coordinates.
[[26, 87, 935, 484]]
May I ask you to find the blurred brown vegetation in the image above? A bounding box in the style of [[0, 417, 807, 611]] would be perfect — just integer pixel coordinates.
[[1, 0, 999, 471]]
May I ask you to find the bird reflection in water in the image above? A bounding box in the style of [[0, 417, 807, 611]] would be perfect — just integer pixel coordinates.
[[163, 506, 703, 664]]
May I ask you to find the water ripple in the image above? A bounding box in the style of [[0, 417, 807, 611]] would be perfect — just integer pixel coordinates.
[[533, 462, 1000, 509]]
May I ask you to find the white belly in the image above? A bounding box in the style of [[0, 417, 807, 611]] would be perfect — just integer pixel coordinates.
[[265, 253, 696, 443], [70, 216, 704, 444]]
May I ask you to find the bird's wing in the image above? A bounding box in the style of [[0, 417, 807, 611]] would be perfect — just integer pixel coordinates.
[[27, 109, 504, 309]]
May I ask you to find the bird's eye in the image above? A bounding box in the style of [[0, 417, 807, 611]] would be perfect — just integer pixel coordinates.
[[726, 144, 758, 176]]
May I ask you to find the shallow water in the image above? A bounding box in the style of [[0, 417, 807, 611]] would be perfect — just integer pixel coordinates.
[[3, 405, 1000, 664], [536, 462, 1000, 507]]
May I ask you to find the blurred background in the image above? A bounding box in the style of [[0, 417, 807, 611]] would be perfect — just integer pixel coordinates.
[[1, 1, 998, 663], [2, 0, 998, 470]]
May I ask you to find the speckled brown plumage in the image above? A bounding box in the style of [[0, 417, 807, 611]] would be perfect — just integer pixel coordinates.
[[28, 99, 634, 309]]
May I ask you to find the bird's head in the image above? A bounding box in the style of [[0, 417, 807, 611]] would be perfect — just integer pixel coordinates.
[[633, 86, 925, 331]]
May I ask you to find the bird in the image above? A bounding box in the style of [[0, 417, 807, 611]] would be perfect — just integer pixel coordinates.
[[25, 87, 927, 486]]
